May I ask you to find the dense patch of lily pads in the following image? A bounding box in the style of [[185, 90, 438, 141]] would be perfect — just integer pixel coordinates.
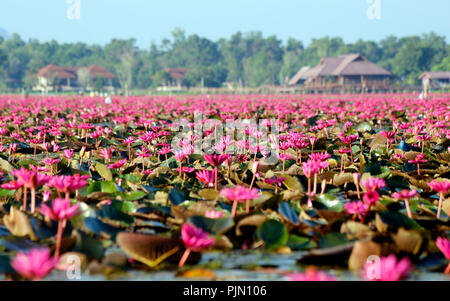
[[0, 93, 449, 281]]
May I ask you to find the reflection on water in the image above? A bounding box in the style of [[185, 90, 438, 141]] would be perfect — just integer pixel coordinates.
[[42, 250, 449, 281]]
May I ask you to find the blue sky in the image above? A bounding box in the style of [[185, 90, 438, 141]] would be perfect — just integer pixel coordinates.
[[0, 0, 449, 49]]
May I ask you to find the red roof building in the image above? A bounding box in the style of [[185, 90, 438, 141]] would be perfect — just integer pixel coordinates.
[[36, 64, 116, 92]]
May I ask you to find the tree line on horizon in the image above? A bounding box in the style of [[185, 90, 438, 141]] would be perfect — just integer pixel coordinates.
[[0, 28, 449, 91]]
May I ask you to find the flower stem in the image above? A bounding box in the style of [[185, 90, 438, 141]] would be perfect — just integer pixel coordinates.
[[349, 144, 354, 163], [23, 187, 28, 212], [231, 200, 238, 218], [30, 188, 36, 214], [356, 182, 361, 199], [307, 177, 311, 198], [178, 248, 191, 268], [313, 173, 318, 195], [437, 193, 444, 219], [55, 220, 64, 258], [405, 200, 412, 218], [214, 166, 218, 191]]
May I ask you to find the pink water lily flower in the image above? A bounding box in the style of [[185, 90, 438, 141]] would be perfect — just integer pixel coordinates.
[[48, 174, 88, 199], [363, 190, 380, 207], [264, 176, 285, 193], [178, 223, 215, 267], [363, 254, 413, 281], [205, 210, 224, 219], [427, 180, 450, 219], [1, 180, 23, 190], [11, 248, 58, 281], [12, 167, 51, 213], [279, 153, 293, 173], [203, 154, 229, 191], [408, 153, 428, 175], [40, 198, 80, 221], [108, 158, 127, 169], [203, 154, 229, 167], [99, 147, 114, 163], [361, 177, 386, 192], [63, 149, 74, 159], [344, 201, 369, 222], [287, 267, 337, 281], [39, 198, 81, 258], [220, 185, 261, 217], [42, 190, 51, 202], [302, 159, 321, 206], [435, 237, 450, 274], [196, 170, 216, 188], [392, 190, 418, 218]]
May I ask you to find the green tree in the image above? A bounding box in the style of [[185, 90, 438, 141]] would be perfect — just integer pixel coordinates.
[[152, 70, 171, 88], [95, 75, 104, 92]]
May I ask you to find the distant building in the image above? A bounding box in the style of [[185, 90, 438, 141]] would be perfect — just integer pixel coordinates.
[[165, 68, 189, 87], [289, 54, 392, 91], [288, 66, 311, 85], [419, 71, 450, 88], [35, 64, 116, 92], [156, 68, 190, 92]]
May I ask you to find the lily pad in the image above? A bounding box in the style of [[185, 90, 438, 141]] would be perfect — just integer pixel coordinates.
[[168, 188, 185, 206], [286, 235, 316, 250], [84, 217, 122, 240], [116, 232, 192, 268], [187, 216, 234, 235], [319, 232, 349, 249], [119, 190, 147, 201], [96, 205, 135, 225], [257, 220, 288, 251], [375, 211, 424, 232], [315, 193, 344, 212], [95, 162, 113, 181], [278, 202, 300, 224]]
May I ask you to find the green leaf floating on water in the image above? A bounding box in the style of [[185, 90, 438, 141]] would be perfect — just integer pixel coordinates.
[[123, 174, 140, 184], [16, 159, 39, 168], [375, 211, 424, 232], [0, 189, 15, 197], [96, 205, 135, 225], [0, 254, 14, 274], [356, 122, 372, 132], [316, 193, 343, 212], [257, 219, 288, 251], [73, 230, 105, 260], [168, 188, 185, 205], [282, 175, 303, 191], [0, 158, 14, 173], [116, 232, 184, 268], [287, 235, 316, 250], [87, 181, 117, 194], [278, 202, 300, 224], [319, 232, 349, 249], [110, 200, 138, 214], [119, 190, 147, 201], [95, 162, 113, 181], [188, 216, 234, 235]]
